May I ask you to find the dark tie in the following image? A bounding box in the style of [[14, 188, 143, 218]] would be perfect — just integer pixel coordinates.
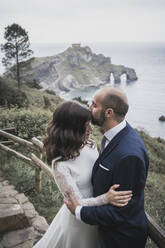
[[101, 136, 107, 153]]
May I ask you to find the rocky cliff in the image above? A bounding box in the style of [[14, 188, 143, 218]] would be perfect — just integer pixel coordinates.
[[7, 46, 138, 94]]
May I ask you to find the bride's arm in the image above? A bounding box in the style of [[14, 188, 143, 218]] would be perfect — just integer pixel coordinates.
[[52, 162, 131, 207]]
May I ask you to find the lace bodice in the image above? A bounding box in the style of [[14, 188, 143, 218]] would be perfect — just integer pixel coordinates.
[[52, 144, 108, 206]]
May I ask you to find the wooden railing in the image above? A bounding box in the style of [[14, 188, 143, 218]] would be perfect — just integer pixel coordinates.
[[0, 128, 165, 247], [0, 128, 52, 192]]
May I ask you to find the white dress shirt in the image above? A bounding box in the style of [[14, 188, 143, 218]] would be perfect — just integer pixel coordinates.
[[75, 120, 126, 221]]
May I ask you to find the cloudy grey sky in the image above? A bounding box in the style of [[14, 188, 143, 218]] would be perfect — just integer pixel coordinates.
[[0, 0, 165, 44]]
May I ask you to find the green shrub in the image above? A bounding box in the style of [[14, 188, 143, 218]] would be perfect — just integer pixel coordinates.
[[45, 90, 56, 95], [25, 79, 42, 89], [138, 130, 165, 174], [72, 96, 88, 105], [0, 107, 52, 138], [0, 77, 29, 108], [43, 96, 51, 109]]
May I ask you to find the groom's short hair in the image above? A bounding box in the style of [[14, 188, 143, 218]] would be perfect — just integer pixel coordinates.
[[102, 93, 129, 121]]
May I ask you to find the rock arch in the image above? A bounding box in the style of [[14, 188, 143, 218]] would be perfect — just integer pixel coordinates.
[[110, 65, 138, 84]]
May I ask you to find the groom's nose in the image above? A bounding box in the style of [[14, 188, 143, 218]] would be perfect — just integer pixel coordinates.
[[89, 102, 93, 112]]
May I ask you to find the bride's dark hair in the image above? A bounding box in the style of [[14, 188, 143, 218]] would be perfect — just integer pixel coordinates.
[[43, 101, 92, 165]]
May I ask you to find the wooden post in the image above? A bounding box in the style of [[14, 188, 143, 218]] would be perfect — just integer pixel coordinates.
[[31, 137, 44, 193], [35, 151, 42, 193], [31, 137, 44, 151], [31, 153, 53, 179]]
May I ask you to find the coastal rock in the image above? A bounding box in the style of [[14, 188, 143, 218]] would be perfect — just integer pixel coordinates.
[[159, 115, 165, 121], [109, 65, 137, 83], [5, 46, 138, 94]]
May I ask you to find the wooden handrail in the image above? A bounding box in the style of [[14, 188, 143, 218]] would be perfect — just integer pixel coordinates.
[[0, 143, 34, 167], [0, 141, 15, 145], [0, 129, 38, 151], [31, 137, 44, 151], [147, 213, 165, 248], [1, 127, 17, 133], [0, 129, 42, 192]]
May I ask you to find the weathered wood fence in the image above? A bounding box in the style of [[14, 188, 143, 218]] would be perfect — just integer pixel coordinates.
[[0, 128, 165, 248], [0, 128, 53, 192]]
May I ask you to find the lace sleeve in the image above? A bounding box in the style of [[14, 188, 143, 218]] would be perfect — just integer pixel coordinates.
[[52, 161, 108, 207]]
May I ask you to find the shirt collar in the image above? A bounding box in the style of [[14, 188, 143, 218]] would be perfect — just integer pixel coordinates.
[[104, 120, 126, 143]]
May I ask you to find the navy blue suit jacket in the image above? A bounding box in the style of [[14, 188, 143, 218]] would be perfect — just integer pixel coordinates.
[[81, 123, 149, 248]]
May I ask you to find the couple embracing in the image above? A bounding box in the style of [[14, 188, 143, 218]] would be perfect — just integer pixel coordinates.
[[33, 87, 149, 248]]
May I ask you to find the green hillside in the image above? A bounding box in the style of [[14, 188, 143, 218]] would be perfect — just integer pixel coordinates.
[[0, 76, 62, 109]]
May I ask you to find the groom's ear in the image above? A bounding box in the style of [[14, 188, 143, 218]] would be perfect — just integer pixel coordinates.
[[105, 108, 114, 118]]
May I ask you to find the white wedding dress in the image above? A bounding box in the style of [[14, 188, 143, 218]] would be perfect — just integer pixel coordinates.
[[33, 144, 108, 248]]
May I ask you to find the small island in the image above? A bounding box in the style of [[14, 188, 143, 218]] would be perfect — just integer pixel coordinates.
[[5, 45, 138, 94], [159, 115, 165, 122]]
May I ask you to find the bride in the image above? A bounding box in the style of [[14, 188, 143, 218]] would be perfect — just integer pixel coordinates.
[[33, 101, 132, 248]]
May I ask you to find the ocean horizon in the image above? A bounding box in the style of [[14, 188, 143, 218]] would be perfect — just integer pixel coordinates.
[[0, 42, 165, 139]]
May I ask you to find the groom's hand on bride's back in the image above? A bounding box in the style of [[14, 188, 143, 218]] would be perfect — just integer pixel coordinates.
[[64, 189, 79, 215], [64, 185, 133, 214], [106, 184, 132, 207]]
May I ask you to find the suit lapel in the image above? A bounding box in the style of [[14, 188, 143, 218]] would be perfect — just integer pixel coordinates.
[[92, 122, 131, 176], [100, 122, 131, 158]]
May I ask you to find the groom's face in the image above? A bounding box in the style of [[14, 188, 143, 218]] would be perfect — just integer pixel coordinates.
[[89, 94, 105, 127]]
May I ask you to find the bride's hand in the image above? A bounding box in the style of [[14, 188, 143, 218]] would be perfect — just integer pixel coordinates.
[[106, 184, 132, 207]]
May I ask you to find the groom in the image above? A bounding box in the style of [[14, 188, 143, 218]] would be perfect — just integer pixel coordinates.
[[66, 87, 149, 248]]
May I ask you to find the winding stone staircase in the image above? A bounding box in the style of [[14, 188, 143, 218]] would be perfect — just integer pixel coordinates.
[[0, 171, 48, 248]]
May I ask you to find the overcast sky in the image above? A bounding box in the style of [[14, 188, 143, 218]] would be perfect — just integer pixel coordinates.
[[0, 0, 165, 44]]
